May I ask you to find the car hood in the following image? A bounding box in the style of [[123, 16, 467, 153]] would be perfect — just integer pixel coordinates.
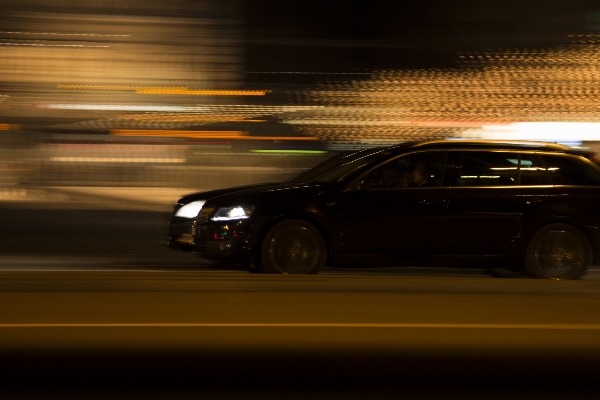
[[176, 182, 324, 205]]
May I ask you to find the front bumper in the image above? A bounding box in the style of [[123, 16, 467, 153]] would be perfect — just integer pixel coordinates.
[[168, 219, 196, 252], [168, 217, 257, 263], [194, 221, 256, 263]]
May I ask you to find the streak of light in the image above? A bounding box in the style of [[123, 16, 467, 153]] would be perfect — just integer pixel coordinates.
[[1, 31, 130, 37], [465, 122, 600, 142], [137, 89, 271, 96], [0, 43, 109, 48], [43, 104, 189, 112], [2, 322, 600, 330], [119, 114, 265, 123], [289, 34, 600, 144], [41, 104, 319, 114], [50, 157, 186, 164], [110, 130, 318, 141], [245, 71, 371, 75], [111, 130, 247, 138], [105, 140, 232, 146], [50, 157, 186, 163], [249, 150, 328, 154], [57, 85, 271, 96], [58, 85, 187, 91]]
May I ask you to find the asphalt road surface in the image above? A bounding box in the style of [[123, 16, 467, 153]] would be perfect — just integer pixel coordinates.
[[2, 205, 600, 399]]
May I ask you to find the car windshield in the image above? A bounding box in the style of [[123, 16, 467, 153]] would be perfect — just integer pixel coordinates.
[[289, 147, 393, 184]]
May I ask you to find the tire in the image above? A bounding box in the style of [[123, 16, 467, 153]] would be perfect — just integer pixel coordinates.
[[525, 223, 592, 280], [260, 219, 327, 274]]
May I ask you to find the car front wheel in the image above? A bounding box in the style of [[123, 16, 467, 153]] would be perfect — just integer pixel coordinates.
[[260, 219, 326, 274], [525, 223, 592, 280]]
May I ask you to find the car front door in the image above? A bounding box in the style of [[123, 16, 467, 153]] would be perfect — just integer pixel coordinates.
[[334, 151, 449, 264]]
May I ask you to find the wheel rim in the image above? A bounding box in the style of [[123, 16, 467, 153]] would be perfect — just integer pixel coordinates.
[[533, 230, 587, 279], [267, 225, 321, 274]]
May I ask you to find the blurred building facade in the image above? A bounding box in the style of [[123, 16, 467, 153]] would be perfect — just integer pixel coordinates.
[[0, 0, 244, 127], [1, 0, 243, 86]]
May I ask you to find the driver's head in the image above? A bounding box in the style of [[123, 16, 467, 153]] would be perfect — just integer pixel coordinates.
[[411, 161, 429, 186]]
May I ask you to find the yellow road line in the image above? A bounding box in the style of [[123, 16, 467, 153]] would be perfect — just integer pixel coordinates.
[[2, 323, 600, 329]]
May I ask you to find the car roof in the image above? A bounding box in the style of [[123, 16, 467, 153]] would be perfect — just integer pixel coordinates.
[[397, 139, 573, 152]]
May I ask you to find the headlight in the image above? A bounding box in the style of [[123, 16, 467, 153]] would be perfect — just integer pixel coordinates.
[[212, 205, 255, 221], [174, 200, 206, 218]]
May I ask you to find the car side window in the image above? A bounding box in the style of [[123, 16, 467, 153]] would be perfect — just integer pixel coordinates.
[[518, 153, 552, 185], [452, 151, 519, 186], [353, 151, 446, 190], [541, 155, 600, 186], [451, 151, 550, 186]]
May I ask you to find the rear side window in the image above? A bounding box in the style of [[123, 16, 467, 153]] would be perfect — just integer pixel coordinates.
[[541, 155, 600, 186], [519, 153, 552, 185], [452, 151, 550, 187]]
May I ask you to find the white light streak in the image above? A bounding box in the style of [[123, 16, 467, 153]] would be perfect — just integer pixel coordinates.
[[0, 31, 130, 37], [465, 122, 600, 142], [40, 104, 322, 113], [0, 43, 109, 48], [43, 104, 188, 112], [50, 157, 186, 163]]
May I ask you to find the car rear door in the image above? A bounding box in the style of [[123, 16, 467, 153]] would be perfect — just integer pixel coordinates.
[[536, 153, 600, 230], [445, 150, 553, 257]]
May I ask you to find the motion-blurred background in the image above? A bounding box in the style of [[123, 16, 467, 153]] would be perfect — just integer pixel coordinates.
[[2, 0, 600, 207], [3, 4, 600, 397]]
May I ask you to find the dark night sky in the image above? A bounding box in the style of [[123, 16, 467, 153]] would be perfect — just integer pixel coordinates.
[[244, 0, 600, 74]]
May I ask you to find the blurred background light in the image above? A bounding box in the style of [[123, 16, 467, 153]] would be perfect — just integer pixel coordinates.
[[464, 122, 600, 145], [288, 34, 600, 148], [2, 1, 600, 195]]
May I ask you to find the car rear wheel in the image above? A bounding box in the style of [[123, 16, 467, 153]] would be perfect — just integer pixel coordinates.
[[260, 219, 326, 274], [525, 223, 592, 280]]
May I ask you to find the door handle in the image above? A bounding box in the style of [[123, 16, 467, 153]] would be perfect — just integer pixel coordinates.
[[518, 198, 543, 205], [418, 198, 446, 205]]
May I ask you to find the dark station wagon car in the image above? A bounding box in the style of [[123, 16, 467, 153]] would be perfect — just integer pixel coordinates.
[[168, 140, 600, 279]]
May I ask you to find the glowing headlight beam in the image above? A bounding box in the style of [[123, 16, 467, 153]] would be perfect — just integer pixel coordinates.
[[175, 201, 206, 218]]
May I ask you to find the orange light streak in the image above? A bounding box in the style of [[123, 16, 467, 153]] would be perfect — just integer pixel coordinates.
[[110, 130, 317, 141], [57, 84, 271, 96]]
